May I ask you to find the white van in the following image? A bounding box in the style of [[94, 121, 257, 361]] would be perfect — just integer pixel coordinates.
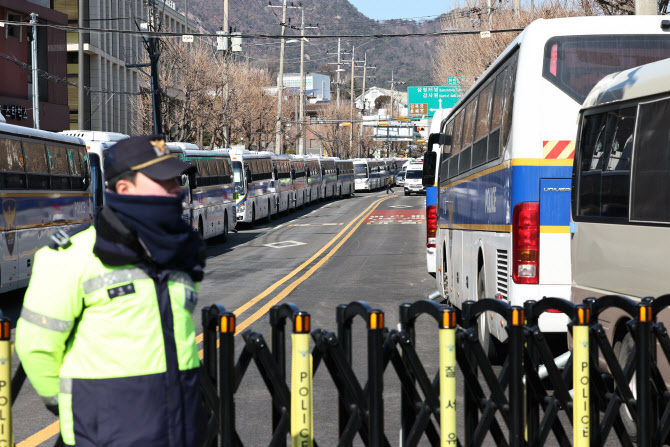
[[403, 161, 425, 195]]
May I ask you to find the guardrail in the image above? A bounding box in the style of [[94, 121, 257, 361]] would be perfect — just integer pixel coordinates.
[[201, 295, 670, 447]]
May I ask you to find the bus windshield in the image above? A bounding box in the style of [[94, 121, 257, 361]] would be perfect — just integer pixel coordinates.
[[543, 35, 670, 103], [354, 165, 368, 178], [232, 161, 244, 194]]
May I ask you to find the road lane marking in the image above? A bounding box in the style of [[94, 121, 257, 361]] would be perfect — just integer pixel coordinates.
[[263, 241, 306, 249], [233, 196, 391, 335], [20, 198, 386, 447], [16, 422, 59, 447], [194, 197, 383, 345]]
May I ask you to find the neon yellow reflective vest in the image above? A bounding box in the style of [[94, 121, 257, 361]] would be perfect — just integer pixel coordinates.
[[16, 223, 204, 446]]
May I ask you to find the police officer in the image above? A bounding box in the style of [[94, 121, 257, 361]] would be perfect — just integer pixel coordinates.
[[16, 135, 206, 446]]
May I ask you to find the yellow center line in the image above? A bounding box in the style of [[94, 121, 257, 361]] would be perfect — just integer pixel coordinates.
[[194, 197, 382, 345], [16, 421, 60, 447], [233, 196, 390, 335]]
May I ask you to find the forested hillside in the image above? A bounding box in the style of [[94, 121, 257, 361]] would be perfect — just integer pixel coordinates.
[[186, 0, 443, 91]]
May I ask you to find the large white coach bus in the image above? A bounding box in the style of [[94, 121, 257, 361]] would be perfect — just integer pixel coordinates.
[[230, 149, 275, 225], [0, 122, 95, 293], [354, 159, 385, 191], [422, 16, 670, 361]]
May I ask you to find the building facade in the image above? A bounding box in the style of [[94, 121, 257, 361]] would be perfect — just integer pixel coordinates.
[[55, 0, 196, 133], [282, 73, 331, 101], [0, 0, 69, 130]]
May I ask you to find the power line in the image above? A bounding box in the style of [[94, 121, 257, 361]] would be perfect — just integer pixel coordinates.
[[0, 20, 523, 40]]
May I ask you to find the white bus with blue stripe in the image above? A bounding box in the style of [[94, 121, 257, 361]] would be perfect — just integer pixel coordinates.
[[425, 16, 670, 361], [229, 149, 275, 225]]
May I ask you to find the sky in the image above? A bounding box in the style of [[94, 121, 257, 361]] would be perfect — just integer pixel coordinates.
[[348, 0, 448, 21]]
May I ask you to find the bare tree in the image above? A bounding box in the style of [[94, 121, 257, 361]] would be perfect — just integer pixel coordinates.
[[432, 1, 585, 92]]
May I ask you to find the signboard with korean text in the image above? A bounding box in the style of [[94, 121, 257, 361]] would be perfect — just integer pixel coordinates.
[[407, 79, 461, 118]]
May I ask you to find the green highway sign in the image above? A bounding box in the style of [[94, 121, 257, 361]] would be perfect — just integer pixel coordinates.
[[407, 79, 461, 118]]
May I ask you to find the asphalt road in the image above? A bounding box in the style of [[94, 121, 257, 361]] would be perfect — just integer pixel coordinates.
[[8, 191, 447, 446]]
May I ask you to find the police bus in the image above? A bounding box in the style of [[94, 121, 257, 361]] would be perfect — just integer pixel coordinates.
[[269, 153, 295, 214], [289, 155, 309, 208], [423, 16, 670, 361], [174, 145, 236, 241], [0, 120, 95, 293], [335, 159, 355, 198], [304, 156, 322, 203], [317, 157, 337, 199], [230, 149, 275, 225]]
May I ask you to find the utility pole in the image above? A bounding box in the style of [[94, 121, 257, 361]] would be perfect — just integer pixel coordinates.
[[298, 10, 306, 155], [223, 0, 230, 146], [77, 0, 87, 129], [298, 12, 317, 155], [349, 46, 355, 158], [357, 53, 374, 159], [30, 13, 39, 129], [270, 1, 288, 154], [337, 38, 341, 108]]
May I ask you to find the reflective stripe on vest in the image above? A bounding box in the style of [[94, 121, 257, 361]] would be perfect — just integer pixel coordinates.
[[82, 268, 150, 295], [20, 307, 73, 332]]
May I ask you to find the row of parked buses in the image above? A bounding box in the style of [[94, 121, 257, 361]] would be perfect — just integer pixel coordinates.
[[353, 158, 408, 191], [421, 16, 670, 433], [0, 122, 366, 295]]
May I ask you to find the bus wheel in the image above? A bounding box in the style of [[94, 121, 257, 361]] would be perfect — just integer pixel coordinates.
[[618, 333, 637, 441], [222, 214, 229, 243]]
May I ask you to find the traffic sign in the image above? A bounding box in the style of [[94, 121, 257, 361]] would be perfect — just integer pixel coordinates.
[[407, 80, 462, 118]]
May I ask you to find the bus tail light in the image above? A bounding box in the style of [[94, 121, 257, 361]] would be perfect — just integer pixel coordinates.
[[512, 202, 539, 284], [426, 204, 437, 248]]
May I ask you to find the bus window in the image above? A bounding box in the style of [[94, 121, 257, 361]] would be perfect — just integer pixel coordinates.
[[601, 107, 635, 218], [354, 164, 368, 178], [89, 152, 104, 208], [449, 111, 464, 178], [0, 138, 26, 189], [440, 120, 454, 183], [232, 161, 244, 194], [501, 54, 518, 154], [48, 145, 71, 190], [489, 67, 508, 161], [473, 81, 494, 168], [631, 97, 670, 223], [460, 99, 477, 175], [577, 112, 608, 217], [23, 142, 49, 190]]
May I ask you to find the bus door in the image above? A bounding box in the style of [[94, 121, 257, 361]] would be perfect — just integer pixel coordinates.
[[181, 170, 195, 226]]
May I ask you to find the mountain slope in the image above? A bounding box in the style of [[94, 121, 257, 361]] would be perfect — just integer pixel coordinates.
[[187, 0, 442, 90]]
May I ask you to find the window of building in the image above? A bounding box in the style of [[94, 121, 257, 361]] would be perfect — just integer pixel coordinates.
[[6, 12, 22, 40]]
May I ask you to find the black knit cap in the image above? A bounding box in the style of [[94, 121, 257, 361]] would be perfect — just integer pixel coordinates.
[[104, 135, 195, 182]]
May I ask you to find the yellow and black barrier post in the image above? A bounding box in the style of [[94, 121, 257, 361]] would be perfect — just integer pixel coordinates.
[[0, 315, 11, 447], [291, 311, 313, 447], [439, 308, 457, 446], [219, 311, 236, 447], [573, 304, 590, 446], [508, 306, 525, 446], [637, 300, 653, 447], [367, 309, 385, 447]]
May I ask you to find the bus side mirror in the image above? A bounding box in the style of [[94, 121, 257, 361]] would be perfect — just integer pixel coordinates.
[[428, 132, 451, 149], [422, 151, 437, 187]]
